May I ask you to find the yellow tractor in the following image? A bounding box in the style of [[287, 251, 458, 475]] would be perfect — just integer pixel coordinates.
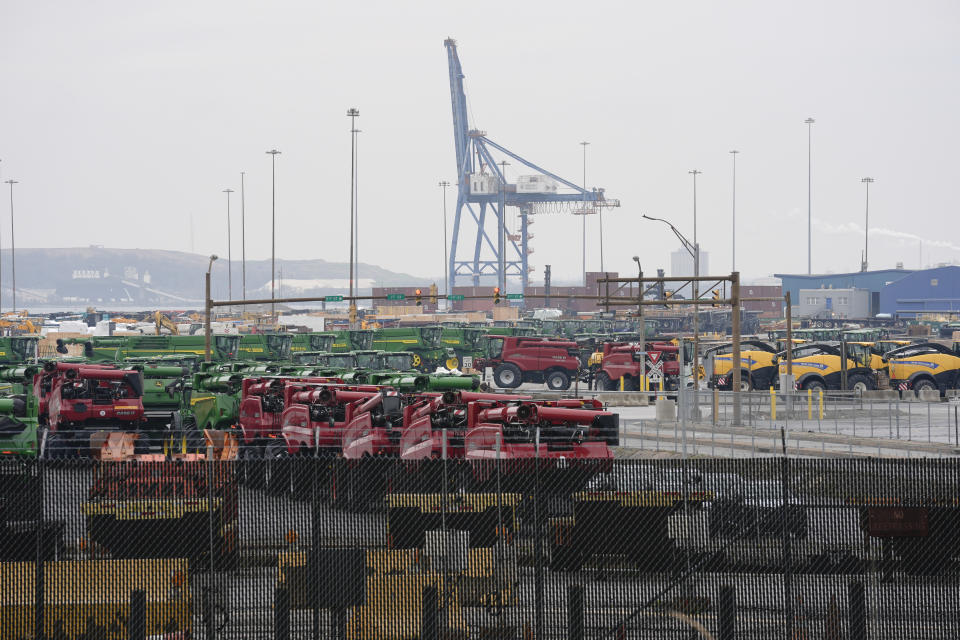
[[777, 342, 877, 392], [704, 340, 779, 391], [885, 342, 960, 397]]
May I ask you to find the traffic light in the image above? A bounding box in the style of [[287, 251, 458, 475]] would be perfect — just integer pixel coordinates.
[[415, 289, 423, 306], [711, 289, 720, 307], [429, 283, 438, 305], [493, 287, 501, 305]]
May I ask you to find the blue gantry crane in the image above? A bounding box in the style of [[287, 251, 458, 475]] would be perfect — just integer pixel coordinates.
[[444, 38, 619, 296]]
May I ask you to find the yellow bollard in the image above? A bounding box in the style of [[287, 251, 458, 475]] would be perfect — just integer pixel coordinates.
[[620, 375, 625, 391], [808, 388, 813, 420], [770, 386, 777, 421], [819, 389, 824, 420]]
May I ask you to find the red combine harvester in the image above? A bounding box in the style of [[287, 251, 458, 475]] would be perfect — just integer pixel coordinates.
[[37, 362, 146, 458], [478, 336, 581, 390], [592, 341, 680, 391]]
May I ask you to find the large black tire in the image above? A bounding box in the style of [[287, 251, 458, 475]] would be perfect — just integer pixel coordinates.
[[737, 370, 753, 392], [913, 378, 937, 397], [847, 373, 876, 393], [493, 363, 523, 389], [545, 370, 571, 391], [595, 371, 614, 391], [803, 379, 826, 392]]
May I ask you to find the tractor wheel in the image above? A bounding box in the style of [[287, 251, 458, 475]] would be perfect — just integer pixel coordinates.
[[493, 363, 523, 389], [738, 371, 753, 392], [803, 379, 827, 392], [848, 374, 875, 394], [595, 371, 614, 391], [445, 356, 461, 370], [913, 379, 937, 397], [545, 370, 571, 391]]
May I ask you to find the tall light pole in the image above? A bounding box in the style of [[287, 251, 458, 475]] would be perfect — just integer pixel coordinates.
[[688, 169, 702, 410], [729, 151, 739, 271], [5, 179, 16, 313], [347, 108, 359, 327], [438, 180, 451, 299], [204, 254, 218, 362], [861, 177, 875, 271], [222, 188, 234, 303], [580, 141, 589, 286], [354, 129, 361, 293], [265, 149, 281, 319], [498, 160, 510, 292], [240, 171, 246, 300], [805, 117, 815, 274]]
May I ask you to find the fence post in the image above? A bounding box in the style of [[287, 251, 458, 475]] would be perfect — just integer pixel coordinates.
[[421, 585, 439, 640], [848, 580, 866, 640], [274, 586, 290, 640], [129, 589, 146, 640], [770, 387, 777, 422], [718, 585, 736, 639], [567, 584, 584, 640], [33, 459, 44, 640]]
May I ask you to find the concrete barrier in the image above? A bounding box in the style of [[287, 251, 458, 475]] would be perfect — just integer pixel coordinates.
[[862, 390, 900, 400], [655, 398, 677, 422]]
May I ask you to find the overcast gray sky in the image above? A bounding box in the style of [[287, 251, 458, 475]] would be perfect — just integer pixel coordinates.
[[2, 0, 958, 286]]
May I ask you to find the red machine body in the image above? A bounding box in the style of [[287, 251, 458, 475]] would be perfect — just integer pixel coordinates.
[[594, 341, 680, 391], [45, 367, 144, 432], [480, 336, 581, 390]]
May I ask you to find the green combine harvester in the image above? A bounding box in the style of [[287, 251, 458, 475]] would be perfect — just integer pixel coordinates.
[[331, 329, 374, 353], [237, 333, 294, 361], [0, 392, 39, 457], [289, 332, 336, 355], [371, 327, 452, 371], [58, 334, 242, 362]]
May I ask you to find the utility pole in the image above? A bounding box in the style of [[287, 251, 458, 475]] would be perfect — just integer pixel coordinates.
[[347, 108, 359, 327], [689, 169, 702, 417], [5, 179, 17, 313], [265, 149, 281, 319], [498, 160, 510, 292], [805, 118, 815, 274], [580, 141, 589, 286], [861, 177, 874, 271], [222, 188, 234, 303], [632, 257, 645, 384], [438, 180, 451, 299], [729, 150, 739, 271], [204, 255, 218, 362], [240, 171, 246, 300]]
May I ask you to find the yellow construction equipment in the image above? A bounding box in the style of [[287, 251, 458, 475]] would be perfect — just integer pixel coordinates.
[[154, 311, 180, 335], [0, 558, 190, 637]]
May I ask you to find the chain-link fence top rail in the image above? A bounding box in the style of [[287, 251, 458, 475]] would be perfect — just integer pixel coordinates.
[[1, 457, 958, 639]]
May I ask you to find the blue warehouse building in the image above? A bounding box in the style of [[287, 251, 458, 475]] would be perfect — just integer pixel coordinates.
[[775, 267, 960, 319], [878, 266, 960, 318], [775, 269, 913, 317]]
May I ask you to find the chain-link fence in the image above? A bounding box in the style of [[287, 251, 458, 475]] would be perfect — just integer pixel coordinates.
[[2, 456, 959, 639]]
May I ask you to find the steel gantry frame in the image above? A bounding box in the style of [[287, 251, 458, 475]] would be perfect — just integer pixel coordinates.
[[444, 38, 618, 296]]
